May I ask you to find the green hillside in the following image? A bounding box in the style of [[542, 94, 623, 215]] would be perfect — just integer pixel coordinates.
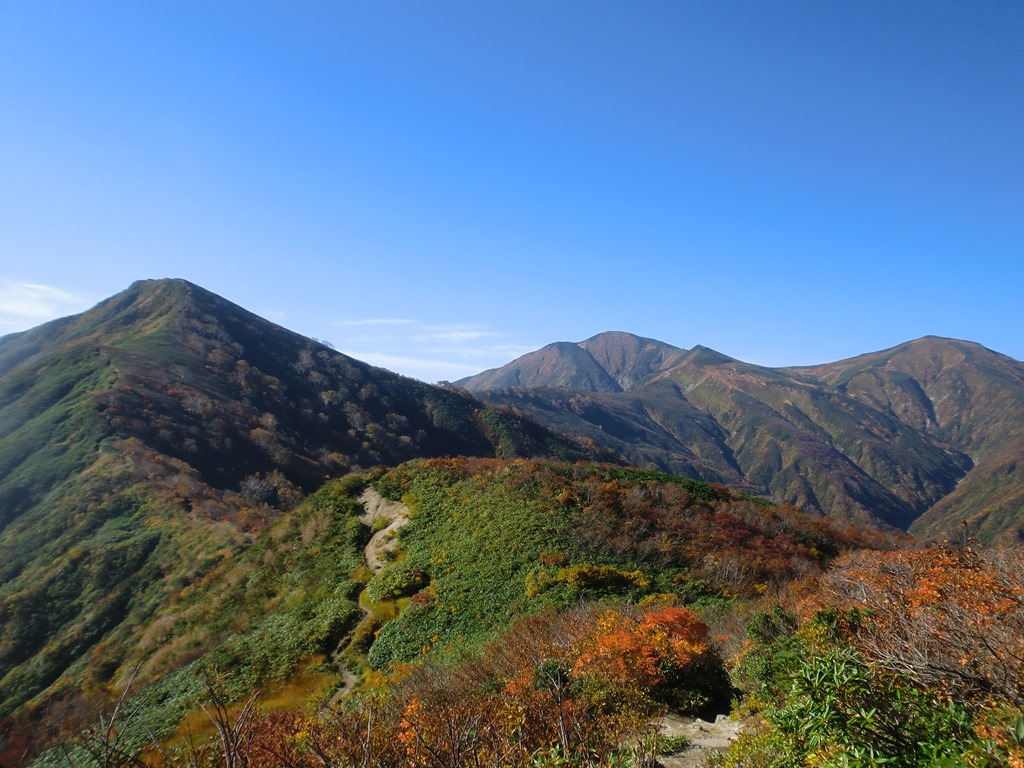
[[3, 458, 889, 765], [0, 279, 598, 755]]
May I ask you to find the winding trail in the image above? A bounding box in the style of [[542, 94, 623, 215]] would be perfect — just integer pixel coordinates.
[[656, 713, 744, 767], [358, 488, 411, 574], [323, 488, 412, 710], [323, 491, 743, 767]]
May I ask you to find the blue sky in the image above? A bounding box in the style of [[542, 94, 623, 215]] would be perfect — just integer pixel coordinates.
[[1, 1, 1021, 382]]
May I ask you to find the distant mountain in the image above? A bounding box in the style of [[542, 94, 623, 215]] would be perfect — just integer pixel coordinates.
[[460, 332, 1024, 540], [459, 340, 626, 392], [460, 332, 686, 393], [791, 336, 1024, 541], [578, 331, 688, 389], [0, 279, 595, 726]]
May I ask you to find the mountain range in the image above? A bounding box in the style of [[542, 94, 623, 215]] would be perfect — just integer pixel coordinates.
[[1, 278, 1022, 762], [458, 331, 1024, 540]]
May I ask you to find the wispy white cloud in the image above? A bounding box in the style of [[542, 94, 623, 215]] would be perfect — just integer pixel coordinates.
[[0, 281, 91, 333], [419, 329, 499, 343], [337, 350, 484, 377], [333, 318, 417, 327], [421, 343, 536, 361], [326, 317, 535, 382]]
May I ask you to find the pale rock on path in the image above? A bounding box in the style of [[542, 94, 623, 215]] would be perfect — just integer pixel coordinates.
[[323, 487, 412, 710], [358, 487, 411, 573], [656, 713, 744, 767]]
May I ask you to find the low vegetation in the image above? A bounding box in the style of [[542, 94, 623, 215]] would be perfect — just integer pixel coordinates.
[[715, 545, 1024, 767], [2, 456, 888, 765], [0, 457, 1020, 767]]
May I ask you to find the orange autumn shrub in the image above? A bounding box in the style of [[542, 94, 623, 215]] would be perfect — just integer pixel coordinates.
[[572, 606, 726, 714], [811, 545, 1024, 708]]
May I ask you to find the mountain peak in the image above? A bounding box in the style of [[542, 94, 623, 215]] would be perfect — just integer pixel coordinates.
[[578, 331, 686, 389], [457, 332, 692, 394], [680, 345, 737, 367], [457, 341, 622, 392]]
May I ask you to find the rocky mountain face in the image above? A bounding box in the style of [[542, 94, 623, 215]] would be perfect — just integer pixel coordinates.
[[459, 332, 1024, 540]]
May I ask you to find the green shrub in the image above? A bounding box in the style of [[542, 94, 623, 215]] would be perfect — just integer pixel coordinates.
[[732, 606, 802, 706], [718, 641, 976, 768], [526, 563, 650, 600], [364, 557, 430, 603], [771, 644, 974, 765]]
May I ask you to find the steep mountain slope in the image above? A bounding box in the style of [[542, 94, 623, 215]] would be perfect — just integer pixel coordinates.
[[0, 279, 594, 521], [458, 340, 625, 392], [648, 348, 971, 529], [577, 331, 687, 389], [0, 279, 594, 727], [476, 384, 748, 488], [460, 331, 687, 393], [791, 337, 1024, 540], [461, 332, 1020, 536]]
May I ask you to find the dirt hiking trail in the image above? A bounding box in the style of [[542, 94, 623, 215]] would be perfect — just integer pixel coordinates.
[[323, 488, 412, 709], [358, 488, 411, 573], [657, 713, 744, 767]]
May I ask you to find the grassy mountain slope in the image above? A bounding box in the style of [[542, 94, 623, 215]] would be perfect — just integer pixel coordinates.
[[361, 458, 890, 669], [0, 279, 595, 731], [466, 383, 747, 487], [648, 348, 972, 529]]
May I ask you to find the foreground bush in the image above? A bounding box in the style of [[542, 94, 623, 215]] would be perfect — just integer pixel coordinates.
[[717, 545, 1024, 768], [61, 603, 729, 768]]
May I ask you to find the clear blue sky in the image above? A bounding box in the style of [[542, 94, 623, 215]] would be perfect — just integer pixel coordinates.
[[2, 1, 1021, 382]]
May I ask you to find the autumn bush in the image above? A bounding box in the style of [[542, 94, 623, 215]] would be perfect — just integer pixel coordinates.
[[61, 601, 729, 768], [718, 545, 1024, 768], [812, 544, 1024, 708], [370, 603, 729, 767]]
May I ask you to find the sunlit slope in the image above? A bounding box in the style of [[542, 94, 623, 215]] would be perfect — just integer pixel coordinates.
[[794, 336, 1024, 540], [0, 278, 595, 724]]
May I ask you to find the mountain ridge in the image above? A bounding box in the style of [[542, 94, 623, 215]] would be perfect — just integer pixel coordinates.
[[0, 278, 600, 726], [0, 279, 1020, 764], [459, 331, 1022, 539]]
